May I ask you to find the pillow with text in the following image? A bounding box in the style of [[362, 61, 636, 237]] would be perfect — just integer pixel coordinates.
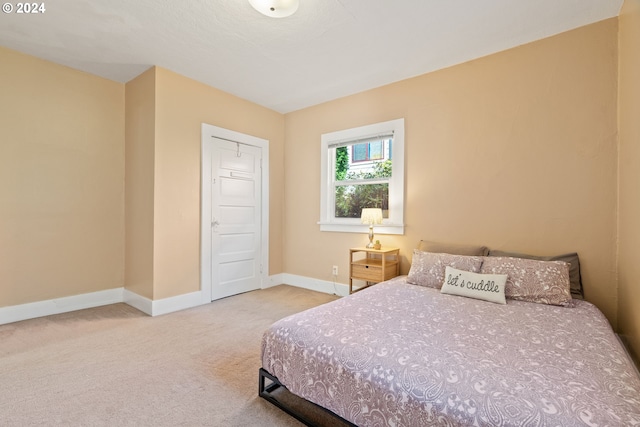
[[441, 266, 507, 304]]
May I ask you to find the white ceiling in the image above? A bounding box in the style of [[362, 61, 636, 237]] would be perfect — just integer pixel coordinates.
[[0, 0, 623, 113]]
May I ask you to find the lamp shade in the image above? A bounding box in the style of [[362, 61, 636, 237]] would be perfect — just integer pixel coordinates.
[[361, 208, 383, 225], [249, 0, 299, 18]]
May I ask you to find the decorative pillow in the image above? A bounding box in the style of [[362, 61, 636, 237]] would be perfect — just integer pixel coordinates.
[[417, 240, 489, 256], [441, 266, 507, 304], [488, 250, 583, 299], [480, 256, 572, 306], [407, 250, 483, 289]]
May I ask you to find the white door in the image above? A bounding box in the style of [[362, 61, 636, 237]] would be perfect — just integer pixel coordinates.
[[210, 138, 262, 300]]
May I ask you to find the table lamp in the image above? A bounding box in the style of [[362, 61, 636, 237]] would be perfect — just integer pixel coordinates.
[[361, 208, 383, 249]]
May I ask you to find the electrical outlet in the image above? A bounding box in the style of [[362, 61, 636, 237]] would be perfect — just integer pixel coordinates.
[[332, 265, 338, 276]]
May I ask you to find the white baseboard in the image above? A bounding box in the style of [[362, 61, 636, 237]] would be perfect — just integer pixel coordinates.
[[1, 287, 207, 325], [152, 291, 204, 316], [0, 288, 124, 325], [122, 289, 153, 316], [123, 289, 204, 316], [1, 274, 347, 325], [266, 273, 284, 288], [273, 273, 350, 297]]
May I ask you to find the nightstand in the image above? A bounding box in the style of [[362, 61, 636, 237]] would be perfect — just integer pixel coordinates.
[[349, 247, 400, 294]]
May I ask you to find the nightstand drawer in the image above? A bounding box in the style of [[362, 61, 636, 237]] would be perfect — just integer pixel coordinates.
[[352, 263, 382, 281]]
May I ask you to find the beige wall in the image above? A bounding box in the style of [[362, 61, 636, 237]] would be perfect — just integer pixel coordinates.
[[0, 13, 631, 339], [618, 0, 640, 362], [148, 67, 285, 300], [125, 67, 156, 299], [0, 46, 125, 307], [0, 47, 284, 308], [284, 19, 620, 325]]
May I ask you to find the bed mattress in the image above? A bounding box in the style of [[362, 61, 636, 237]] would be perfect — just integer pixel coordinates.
[[261, 277, 640, 426]]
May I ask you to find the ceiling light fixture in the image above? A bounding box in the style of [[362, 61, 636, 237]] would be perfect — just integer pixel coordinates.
[[249, 0, 299, 18]]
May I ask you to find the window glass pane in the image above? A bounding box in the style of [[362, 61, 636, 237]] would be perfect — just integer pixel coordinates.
[[352, 143, 368, 162], [369, 141, 383, 160], [336, 145, 392, 182], [334, 183, 389, 218]]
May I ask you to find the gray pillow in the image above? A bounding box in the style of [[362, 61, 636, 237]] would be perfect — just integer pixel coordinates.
[[417, 240, 489, 256], [488, 250, 583, 299]]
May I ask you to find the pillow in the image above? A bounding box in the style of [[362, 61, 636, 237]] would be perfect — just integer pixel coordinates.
[[441, 266, 507, 304], [407, 250, 483, 289], [488, 250, 583, 299], [417, 240, 489, 256], [480, 256, 572, 306]]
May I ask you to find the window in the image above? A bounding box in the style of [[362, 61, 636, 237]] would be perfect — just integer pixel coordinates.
[[335, 139, 391, 219], [319, 118, 404, 234]]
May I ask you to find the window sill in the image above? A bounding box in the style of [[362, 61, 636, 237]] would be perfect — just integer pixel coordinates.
[[317, 222, 404, 235]]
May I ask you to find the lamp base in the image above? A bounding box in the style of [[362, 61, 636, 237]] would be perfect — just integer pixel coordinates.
[[366, 225, 375, 248]]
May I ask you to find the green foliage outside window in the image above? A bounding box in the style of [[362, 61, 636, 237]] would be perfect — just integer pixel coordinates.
[[336, 146, 349, 181], [335, 146, 391, 218]]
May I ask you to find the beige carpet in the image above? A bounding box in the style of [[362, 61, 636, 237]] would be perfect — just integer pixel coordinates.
[[0, 285, 339, 426]]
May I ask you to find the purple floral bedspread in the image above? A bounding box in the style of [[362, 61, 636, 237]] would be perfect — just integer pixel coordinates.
[[261, 277, 640, 426]]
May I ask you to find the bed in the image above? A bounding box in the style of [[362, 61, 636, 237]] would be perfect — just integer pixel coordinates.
[[259, 249, 640, 427]]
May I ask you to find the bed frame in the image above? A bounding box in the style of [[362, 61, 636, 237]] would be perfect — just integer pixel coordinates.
[[258, 368, 356, 427]]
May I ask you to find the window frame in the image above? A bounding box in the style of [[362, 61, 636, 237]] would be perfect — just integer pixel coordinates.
[[319, 118, 405, 234]]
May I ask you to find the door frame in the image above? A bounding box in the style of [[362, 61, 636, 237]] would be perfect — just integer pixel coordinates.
[[200, 123, 269, 303]]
